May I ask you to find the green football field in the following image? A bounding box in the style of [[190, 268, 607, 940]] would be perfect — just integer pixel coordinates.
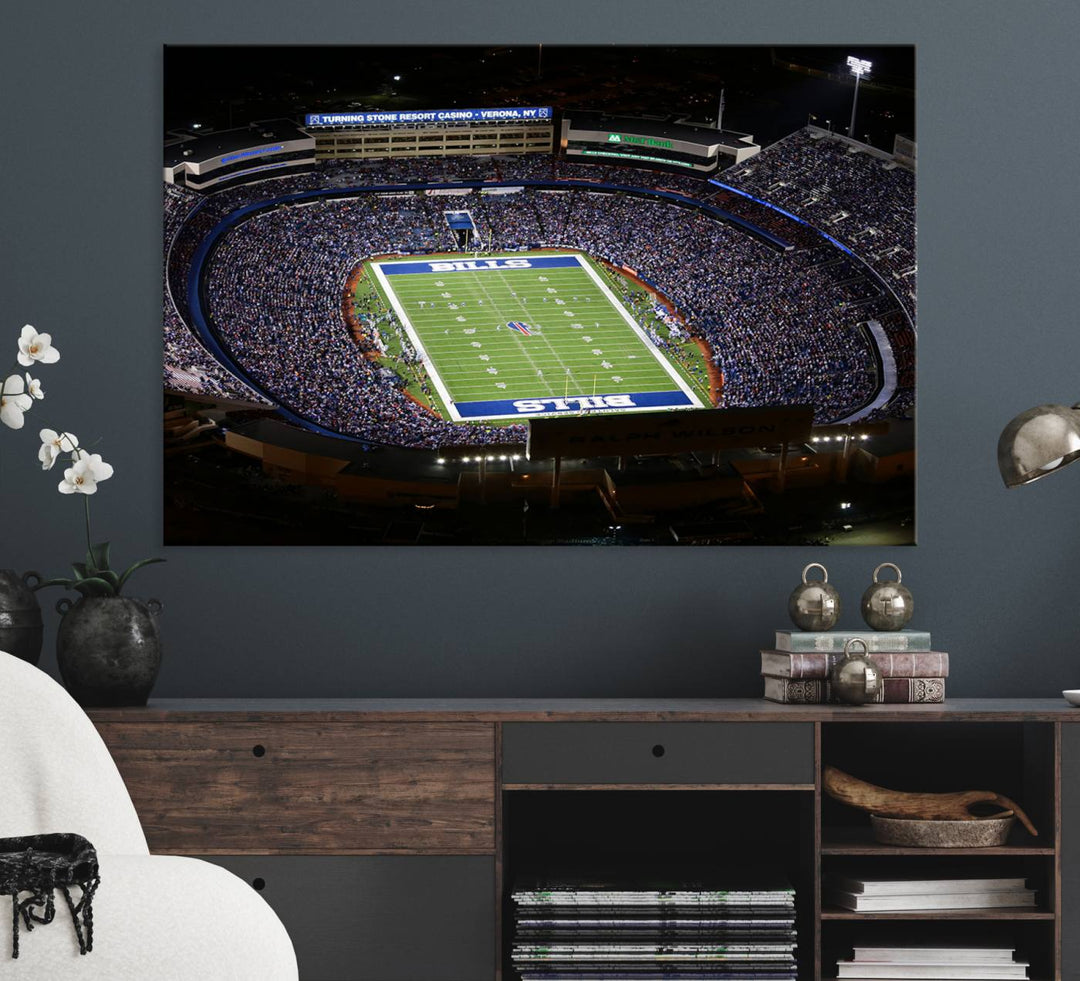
[[368, 252, 705, 423]]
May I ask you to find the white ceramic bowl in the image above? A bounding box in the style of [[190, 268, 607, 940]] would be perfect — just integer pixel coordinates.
[[1063, 690, 1080, 706]]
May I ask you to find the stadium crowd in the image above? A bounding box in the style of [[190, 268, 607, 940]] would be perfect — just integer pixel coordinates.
[[722, 129, 916, 319], [164, 131, 914, 445], [163, 183, 269, 402], [203, 197, 523, 448]]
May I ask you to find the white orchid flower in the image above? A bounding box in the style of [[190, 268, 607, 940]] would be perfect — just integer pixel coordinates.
[[25, 373, 44, 400], [0, 374, 33, 430], [58, 450, 114, 495], [17, 325, 60, 367], [38, 429, 79, 470]]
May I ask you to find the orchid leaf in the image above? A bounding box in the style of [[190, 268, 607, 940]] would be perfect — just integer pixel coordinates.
[[87, 542, 111, 575], [33, 577, 76, 591], [97, 569, 121, 591], [117, 557, 166, 593], [72, 577, 116, 598], [71, 562, 89, 580]]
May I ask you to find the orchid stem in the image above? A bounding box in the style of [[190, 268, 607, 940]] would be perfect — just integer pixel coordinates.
[[84, 494, 93, 556]]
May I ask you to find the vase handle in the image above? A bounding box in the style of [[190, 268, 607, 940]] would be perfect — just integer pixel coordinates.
[[56, 597, 74, 615], [22, 571, 42, 589], [146, 599, 163, 616]]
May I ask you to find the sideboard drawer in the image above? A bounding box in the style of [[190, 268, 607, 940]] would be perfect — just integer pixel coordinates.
[[501, 722, 814, 786], [206, 855, 495, 981], [95, 722, 495, 854]]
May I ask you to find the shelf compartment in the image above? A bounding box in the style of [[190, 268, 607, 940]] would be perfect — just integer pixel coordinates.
[[820, 917, 1054, 980], [502, 789, 814, 980], [820, 722, 1056, 845]]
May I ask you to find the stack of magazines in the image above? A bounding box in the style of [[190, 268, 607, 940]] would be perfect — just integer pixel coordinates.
[[836, 945, 1029, 979], [824, 874, 1036, 912], [510, 876, 798, 980]]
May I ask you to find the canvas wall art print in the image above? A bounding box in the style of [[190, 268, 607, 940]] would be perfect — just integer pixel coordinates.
[[163, 44, 915, 545]]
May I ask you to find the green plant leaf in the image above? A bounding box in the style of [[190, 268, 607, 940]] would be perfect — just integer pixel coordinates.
[[87, 542, 111, 575], [72, 577, 117, 598], [33, 577, 77, 591], [71, 562, 89, 580], [117, 557, 166, 594], [97, 569, 121, 591]]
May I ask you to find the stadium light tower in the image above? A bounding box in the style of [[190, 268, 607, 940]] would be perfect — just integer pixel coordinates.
[[846, 56, 872, 138]]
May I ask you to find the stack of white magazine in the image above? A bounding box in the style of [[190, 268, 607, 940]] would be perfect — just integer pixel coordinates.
[[825, 874, 1035, 912], [837, 946, 1028, 980]]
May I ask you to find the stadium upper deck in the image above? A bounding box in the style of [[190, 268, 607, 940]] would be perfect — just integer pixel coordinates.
[[562, 111, 760, 174], [164, 120, 316, 190]]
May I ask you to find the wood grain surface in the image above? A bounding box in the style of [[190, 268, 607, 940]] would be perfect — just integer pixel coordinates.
[[95, 721, 495, 854], [86, 697, 1080, 724]]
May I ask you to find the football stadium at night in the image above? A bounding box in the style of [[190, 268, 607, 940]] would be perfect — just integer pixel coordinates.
[[163, 45, 915, 545]]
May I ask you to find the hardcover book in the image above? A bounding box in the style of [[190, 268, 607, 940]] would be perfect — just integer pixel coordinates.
[[851, 947, 1017, 963], [762, 676, 946, 704], [825, 889, 1035, 911], [837, 965, 1027, 980], [774, 630, 931, 653], [760, 650, 948, 680], [830, 875, 1026, 896]]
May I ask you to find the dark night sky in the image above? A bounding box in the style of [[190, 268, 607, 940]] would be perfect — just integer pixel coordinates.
[[165, 45, 914, 150]]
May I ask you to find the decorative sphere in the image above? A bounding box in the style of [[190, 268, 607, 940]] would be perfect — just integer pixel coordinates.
[[831, 639, 884, 705], [832, 655, 884, 705], [788, 563, 841, 631], [861, 563, 913, 631]]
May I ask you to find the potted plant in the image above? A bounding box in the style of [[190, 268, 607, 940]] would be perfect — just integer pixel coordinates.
[[2, 324, 165, 705]]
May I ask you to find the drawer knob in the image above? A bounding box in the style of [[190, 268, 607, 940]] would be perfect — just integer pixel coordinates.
[[252, 877, 266, 891], [651, 744, 666, 758], [252, 744, 267, 758]]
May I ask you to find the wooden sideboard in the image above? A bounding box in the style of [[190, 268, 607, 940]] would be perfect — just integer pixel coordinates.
[[89, 699, 1080, 981]]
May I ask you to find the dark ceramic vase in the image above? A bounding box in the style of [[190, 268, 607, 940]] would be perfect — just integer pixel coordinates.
[[55, 596, 163, 707], [0, 570, 45, 665]]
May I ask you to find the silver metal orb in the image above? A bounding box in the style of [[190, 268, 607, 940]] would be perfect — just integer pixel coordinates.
[[997, 402, 1080, 488], [788, 562, 841, 632], [860, 562, 914, 631], [830, 638, 884, 705]]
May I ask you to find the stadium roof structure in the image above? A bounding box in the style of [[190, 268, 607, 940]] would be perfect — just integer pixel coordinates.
[[565, 111, 755, 150], [164, 119, 310, 167]]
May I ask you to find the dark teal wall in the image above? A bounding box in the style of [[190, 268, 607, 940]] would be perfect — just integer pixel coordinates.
[[3, 1, 1079, 698]]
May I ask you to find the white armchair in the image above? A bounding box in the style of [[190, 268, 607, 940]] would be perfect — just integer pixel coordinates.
[[0, 650, 298, 980]]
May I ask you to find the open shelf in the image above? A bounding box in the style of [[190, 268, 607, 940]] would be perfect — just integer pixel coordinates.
[[501, 788, 814, 980], [818, 720, 1060, 981]]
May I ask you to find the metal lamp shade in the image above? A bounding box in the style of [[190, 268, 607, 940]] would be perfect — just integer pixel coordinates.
[[997, 404, 1080, 487]]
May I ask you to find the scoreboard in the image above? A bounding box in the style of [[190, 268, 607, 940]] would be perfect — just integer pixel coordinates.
[[304, 106, 554, 160]]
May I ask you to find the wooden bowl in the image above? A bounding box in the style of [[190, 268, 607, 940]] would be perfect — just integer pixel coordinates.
[[870, 813, 1016, 848]]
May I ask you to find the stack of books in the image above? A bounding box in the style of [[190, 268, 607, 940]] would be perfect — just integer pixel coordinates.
[[510, 876, 798, 980], [836, 945, 1029, 979], [825, 874, 1036, 912], [761, 630, 948, 704]]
